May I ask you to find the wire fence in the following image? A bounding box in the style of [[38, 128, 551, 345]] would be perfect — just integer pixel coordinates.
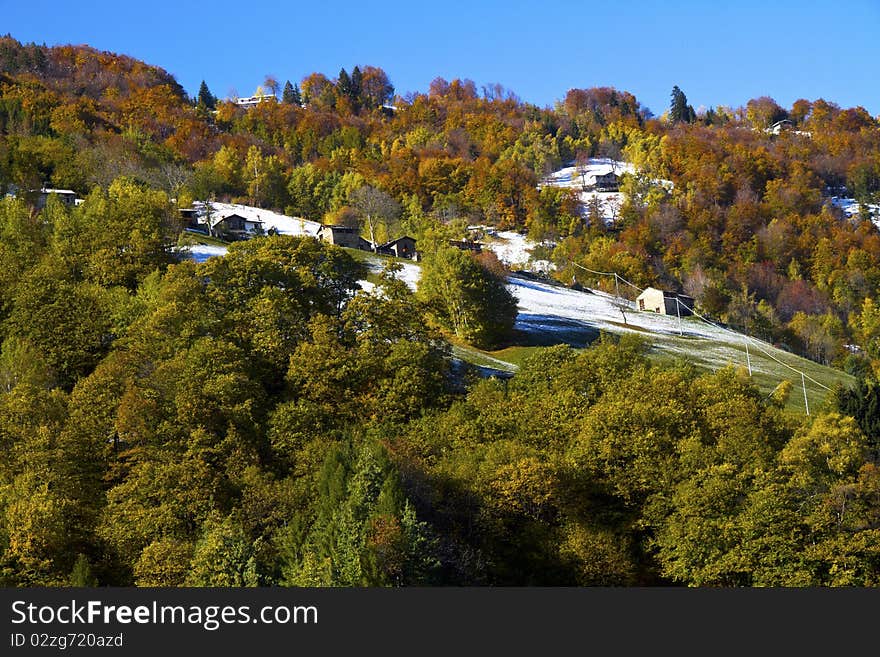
[[568, 262, 835, 415]]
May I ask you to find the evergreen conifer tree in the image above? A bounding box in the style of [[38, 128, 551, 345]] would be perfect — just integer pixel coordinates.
[[197, 80, 216, 111], [282, 80, 297, 104], [69, 554, 98, 586], [669, 85, 695, 124], [337, 68, 352, 98], [350, 65, 363, 110]]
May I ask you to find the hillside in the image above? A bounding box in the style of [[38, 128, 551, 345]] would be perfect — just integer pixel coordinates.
[[498, 275, 851, 413], [3, 36, 880, 588], [538, 158, 635, 225], [3, 35, 880, 389], [179, 223, 851, 414]]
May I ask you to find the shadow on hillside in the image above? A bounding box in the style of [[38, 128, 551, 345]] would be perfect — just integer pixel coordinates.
[[511, 313, 601, 348]]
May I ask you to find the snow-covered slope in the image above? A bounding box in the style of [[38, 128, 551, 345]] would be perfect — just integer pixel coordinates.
[[184, 244, 229, 263], [539, 158, 674, 225], [365, 260, 847, 405], [193, 202, 322, 236], [479, 230, 554, 274], [178, 202, 320, 261], [177, 245, 848, 407], [541, 158, 636, 188], [178, 241, 779, 347], [362, 256, 421, 291], [539, 158, 634, 225], [830, 196, 880, 224]]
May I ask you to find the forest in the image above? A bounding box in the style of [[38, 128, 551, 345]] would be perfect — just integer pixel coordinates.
[[0, 35, 879, 586]]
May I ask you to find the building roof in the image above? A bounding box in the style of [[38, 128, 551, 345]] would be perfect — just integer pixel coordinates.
[[233, 94, 276, 107], [320, 224, 360, 232], [379, 235, 416, 248], [217, 213, 263, 224], [637, 286, 693, 300], [449, 238, 483, 249], [192, 202, 312, 233], [39, 187, 77, 195]]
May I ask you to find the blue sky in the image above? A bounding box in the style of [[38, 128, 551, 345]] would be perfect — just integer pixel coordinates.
[[3, 0, 878, 117]]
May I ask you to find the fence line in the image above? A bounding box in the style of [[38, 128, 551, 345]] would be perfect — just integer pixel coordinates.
[[570, 262, 645, 294], [673, 297, 831, 392], [567, 261, 834, 412]]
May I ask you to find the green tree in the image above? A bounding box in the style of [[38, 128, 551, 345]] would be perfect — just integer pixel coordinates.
[[337, 68, 352, 100], [282, 80, 301, 106], [738, 414, 880, 586], [186, 515, 263, 586], [670, 86, 695, 124], [280, 440, 439, 586], [0, 336, 56, 392], [350, 66, 363, 110], [284, 265, 451, 429], [847, 161, 880, 207], [0, 195, 49, 321], [97, 454, 221, 582], [196, 80, 216, 111], [132, 538, 194, 586], [286, 164, 341, 219], [200, 235, 365, 373], [833, 377, 880, 455], [5, 260, 113, 388], [69, 554, 98, 586], [53, 179, 177, 290], [417, 246, 518, 348]]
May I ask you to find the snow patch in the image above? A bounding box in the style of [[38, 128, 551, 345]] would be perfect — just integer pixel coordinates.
[[175, 243, 813, 382], [540, 158, 672, 225], [540, 158, 635, 188], [178, 243, 228, 263], [830, 196, 880, 224], [193, 202, 322, 237], [477, 230, 556, 274], [362, 256, 421, 292]]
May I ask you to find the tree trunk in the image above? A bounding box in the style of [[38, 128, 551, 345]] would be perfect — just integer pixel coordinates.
[[367, 214, 377, 252]]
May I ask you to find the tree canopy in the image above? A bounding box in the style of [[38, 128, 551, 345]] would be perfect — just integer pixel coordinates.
[[2, 35, 880, 587]]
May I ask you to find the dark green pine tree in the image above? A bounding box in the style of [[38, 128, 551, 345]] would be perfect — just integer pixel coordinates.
[[834, 377, 880, 456], [337, 68, 352, 98], [350, 65, 363, 110], [197, 80, 216, 111], [669, 85, 695, 124], [69, 554, 98, 586], [282, 79, 298, 105]]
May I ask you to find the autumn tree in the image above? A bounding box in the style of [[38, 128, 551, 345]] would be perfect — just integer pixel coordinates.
[[348, 184, 402, 249], [300, 73, 336, 110], [745, 96, 788, 129], [262, 75, 279, 98], [359, 66, 394, 109]]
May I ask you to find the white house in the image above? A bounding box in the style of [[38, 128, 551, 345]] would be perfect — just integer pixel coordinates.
[[233, 93, 276, 109]]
